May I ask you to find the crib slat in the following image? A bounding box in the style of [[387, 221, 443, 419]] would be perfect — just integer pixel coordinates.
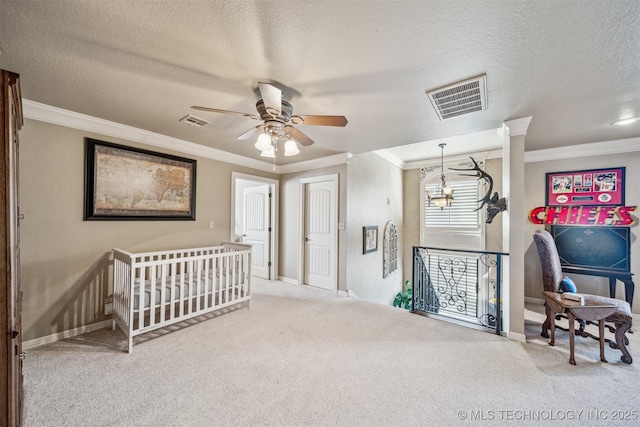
[[179, 260, 186, 318], [160, 263, 167, 323], [204, 254, 211, 309], [196, 258, 202, 312], [187, 260, 193, 314], [231, 253, 237, 302], [138, 266, 146, 331], [217, 255, 223, 304], [149, 264, 157, 326], [169, 262, 176, 321], [238, 253, 242, 300], [224, 256, 229, 302]]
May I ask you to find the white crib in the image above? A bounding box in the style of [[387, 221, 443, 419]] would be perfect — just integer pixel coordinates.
[[112, 242, 251, 353]]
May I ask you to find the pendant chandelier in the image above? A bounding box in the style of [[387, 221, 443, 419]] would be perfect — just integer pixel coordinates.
[[427, 143, 454, 209]]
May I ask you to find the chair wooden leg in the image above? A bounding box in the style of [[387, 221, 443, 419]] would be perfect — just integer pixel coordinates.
[[599, 320, 607, 363], [568, 311, 576, 365], [612, 317, 633, 364], [541, 302, 551, 339]]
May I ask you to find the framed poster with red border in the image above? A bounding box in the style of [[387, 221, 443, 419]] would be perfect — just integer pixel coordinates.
[[545, 167, 625, 206]]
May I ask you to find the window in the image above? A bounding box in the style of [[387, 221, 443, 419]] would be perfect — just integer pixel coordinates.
[[424, 179, 480, 228], [420, 172, 484, 251]]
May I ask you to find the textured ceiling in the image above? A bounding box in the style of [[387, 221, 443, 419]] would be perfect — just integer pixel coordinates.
[[1, 0, 639, 165]]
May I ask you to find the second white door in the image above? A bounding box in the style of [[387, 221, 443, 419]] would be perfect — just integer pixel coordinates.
[[243, 184, 271, 279], [303, 179, 337, 291]]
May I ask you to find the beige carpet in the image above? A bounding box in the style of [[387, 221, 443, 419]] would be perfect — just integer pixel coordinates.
[[22, 280, 640, 426]]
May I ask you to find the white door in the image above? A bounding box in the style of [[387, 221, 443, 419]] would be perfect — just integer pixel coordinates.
[[243, 184, 271, 279], [304, 180, 337, 291]]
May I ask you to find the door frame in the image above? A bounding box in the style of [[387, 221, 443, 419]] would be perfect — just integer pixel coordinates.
[[298, 174, 339, 291], [231, 172, 279, 281]]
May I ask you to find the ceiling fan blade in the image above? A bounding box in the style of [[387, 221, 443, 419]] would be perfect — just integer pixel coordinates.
[[258, 82, 282, 117], [236, 125, 266, 140], [191, 106, 259, 121], [291, 115, 348, 127], [285, 125, 314, 146]]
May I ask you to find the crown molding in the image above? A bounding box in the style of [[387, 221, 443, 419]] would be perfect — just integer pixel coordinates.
[[276, 152, 353, 174], [25, 100, 637, 173], [502, 116, 532, 136], [23, 99, 354, 174], [373, 149, 406, 169], [404, 151, 493, 170], [22, 99, 277, 173], [525, 137, 640, 163]]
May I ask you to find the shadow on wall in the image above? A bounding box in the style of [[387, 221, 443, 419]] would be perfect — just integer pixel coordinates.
[[25, 252, 111, 341]]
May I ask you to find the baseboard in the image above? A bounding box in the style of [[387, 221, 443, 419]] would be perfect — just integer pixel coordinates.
[[278, 276, 299, 285], [525, 296, 544, 305], [22, 320, 112, 350], [337, 290, 348, 297]]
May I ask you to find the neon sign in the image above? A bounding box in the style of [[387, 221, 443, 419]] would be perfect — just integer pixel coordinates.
[[528, 205, 636, 226]]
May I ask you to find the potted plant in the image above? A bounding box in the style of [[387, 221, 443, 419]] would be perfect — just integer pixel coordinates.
[[393, 281, 413, 310]]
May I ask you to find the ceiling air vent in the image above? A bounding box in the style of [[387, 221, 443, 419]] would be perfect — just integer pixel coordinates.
[[426, 74, 487, 120], [179, 114, 209, 127]]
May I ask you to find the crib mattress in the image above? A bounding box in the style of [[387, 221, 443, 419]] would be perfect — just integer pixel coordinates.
[[132, 272, 241, 310]]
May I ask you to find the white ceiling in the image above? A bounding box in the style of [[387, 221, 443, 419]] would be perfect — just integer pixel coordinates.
[[1, 0, 638, 165]]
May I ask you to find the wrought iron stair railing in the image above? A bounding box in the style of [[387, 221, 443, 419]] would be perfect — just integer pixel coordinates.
[[412, 246, 508, 335]]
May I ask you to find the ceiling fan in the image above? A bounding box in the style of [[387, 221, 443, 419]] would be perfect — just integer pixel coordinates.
[[191, 82, 348, 152]]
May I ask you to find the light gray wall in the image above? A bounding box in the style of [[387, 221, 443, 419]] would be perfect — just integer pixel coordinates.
[[346, 152, 403, 304], [524, 151, 640, 314], [278, 164, 348, 290], [19, 119, 277, 341]]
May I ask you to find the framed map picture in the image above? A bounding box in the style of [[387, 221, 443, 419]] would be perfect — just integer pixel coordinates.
[[84, 138, 197, 220], [545, 167, 624, 206]]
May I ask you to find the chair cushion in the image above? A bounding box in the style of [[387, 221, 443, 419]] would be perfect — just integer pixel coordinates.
[[585, 294, 632, 316], [560, 276, 577, 293]]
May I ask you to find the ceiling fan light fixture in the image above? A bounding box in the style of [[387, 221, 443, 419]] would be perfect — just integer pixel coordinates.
[[191, 82, 347, 158], [255, 133, 273, 151], [284, 139, 300, 156], [260, 146, 275, 158]]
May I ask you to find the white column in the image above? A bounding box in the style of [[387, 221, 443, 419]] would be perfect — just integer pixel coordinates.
[[501, 117, 532, 341]]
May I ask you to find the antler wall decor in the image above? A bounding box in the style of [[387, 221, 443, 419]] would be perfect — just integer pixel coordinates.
[[450, 157, 507, 224]]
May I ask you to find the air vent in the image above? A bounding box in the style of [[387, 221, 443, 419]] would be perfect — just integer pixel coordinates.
[[179, 114, 209, 127], [426, 74, 487, 120]]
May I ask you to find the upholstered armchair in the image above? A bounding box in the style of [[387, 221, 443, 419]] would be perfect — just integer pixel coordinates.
[[533, 229, 633, 364]]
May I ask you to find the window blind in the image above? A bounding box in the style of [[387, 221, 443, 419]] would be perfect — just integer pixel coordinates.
[[424, 179, 479, 227]]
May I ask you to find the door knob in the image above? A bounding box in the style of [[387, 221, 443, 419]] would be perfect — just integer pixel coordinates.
[[305, 237, 311, 242]]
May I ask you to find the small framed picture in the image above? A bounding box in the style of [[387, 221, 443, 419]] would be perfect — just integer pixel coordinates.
[[363, 226, 378, 254]]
